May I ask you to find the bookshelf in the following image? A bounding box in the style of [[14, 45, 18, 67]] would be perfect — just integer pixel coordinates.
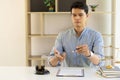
[[25, 0, 117, 66]]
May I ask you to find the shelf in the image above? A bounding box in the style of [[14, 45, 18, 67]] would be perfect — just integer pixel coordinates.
[[115, 61, 120, 64], [90, 11, 116, 14], [29, 0, 86, 12], [28, 55, 48, 61], [58, 0, 86, 12], [102, 34, 114, 37], [28, 11, 116, 14], [28, 34, 57, 37], [28, 55, 42, 60], [30, 0, 53, 12], [27, 12, 70, 14], [28, 34, 115, 37]]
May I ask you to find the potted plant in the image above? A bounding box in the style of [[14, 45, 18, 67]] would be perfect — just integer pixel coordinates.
[[89, 4, 99, 12], [44, 0, 55, 12]]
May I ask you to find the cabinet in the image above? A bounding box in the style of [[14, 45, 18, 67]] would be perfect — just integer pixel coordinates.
[[25, 0, 116, 66]]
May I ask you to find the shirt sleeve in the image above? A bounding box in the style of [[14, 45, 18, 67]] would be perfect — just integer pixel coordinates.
[[49, 32, 64, 66], [91, 32, 105, 67]]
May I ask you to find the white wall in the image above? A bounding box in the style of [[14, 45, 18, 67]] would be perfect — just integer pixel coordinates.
[[114, 0, 120, 61], [0, 0, 26, 66]]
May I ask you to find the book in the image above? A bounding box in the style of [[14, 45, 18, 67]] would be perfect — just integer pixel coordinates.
[[97, 66, 120, 78], [97, 70, 120, 78], [56, 68, 84, 77], [99, 66, 120, 73]]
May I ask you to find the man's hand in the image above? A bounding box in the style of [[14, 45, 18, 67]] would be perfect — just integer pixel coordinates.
[[75, 45, 100, 65], [54, 48, 66, 62], [75, 44, 90, 57]]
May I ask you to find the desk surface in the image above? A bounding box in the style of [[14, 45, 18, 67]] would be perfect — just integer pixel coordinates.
[[0, 67, 119, 80]]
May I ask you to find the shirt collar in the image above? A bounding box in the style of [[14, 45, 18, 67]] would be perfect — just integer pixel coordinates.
[[72, 27, 87, 37]]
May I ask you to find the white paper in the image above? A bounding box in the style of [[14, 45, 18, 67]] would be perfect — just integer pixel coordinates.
[[56, 68, 84, 77]]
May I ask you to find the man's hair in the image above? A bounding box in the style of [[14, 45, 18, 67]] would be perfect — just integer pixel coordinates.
[[70, 1, 88, 14]]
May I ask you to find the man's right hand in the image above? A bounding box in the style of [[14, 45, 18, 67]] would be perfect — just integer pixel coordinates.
[[54, 49, 66, 62]]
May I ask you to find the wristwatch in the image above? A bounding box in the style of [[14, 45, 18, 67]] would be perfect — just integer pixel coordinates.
[[86, 51, 93, 57]]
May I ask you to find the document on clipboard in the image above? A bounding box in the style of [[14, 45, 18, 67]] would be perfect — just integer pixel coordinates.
[[56, 68, 84, 77]]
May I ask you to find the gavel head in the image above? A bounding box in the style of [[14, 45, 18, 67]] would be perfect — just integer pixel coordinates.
[[36, 65, 45, 71]]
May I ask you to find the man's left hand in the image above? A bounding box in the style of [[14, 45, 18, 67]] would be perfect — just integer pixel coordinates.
[[75, 44, 90, 57]]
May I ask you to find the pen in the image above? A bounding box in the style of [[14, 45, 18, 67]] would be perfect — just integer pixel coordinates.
[[72, 48, 79, 53]]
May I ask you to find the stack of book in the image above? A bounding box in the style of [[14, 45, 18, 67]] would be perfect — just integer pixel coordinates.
[[97, 66, 120, 78]]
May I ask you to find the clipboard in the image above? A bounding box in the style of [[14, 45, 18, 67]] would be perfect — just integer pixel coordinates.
[[56, 68, 84, 77]]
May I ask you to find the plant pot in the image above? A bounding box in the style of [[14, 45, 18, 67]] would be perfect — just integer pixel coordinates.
[[89, 4, 99, 12], [91, 8, 96, 12], [48, 6, 54, 12]]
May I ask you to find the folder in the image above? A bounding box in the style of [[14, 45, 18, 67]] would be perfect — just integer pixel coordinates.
[[56, 68, 84, 77]]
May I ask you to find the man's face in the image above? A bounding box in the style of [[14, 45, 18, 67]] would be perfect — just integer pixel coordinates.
[[71, 8, 88, 29]]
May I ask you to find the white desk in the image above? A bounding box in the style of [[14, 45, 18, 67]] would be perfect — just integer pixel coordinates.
[[0, 67, 119, 80]]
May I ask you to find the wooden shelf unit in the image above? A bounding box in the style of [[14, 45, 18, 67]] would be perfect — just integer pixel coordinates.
[[25, 0, 117, 66]]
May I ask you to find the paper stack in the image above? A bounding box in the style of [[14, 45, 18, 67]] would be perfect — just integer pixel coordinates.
[[97, 66, 120, 78]]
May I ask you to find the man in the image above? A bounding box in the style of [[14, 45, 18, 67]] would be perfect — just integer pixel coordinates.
[[49, 1, 104, 67]]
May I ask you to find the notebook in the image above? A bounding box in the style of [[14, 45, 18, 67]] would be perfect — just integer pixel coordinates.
[[100, 66, 120, 73]]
